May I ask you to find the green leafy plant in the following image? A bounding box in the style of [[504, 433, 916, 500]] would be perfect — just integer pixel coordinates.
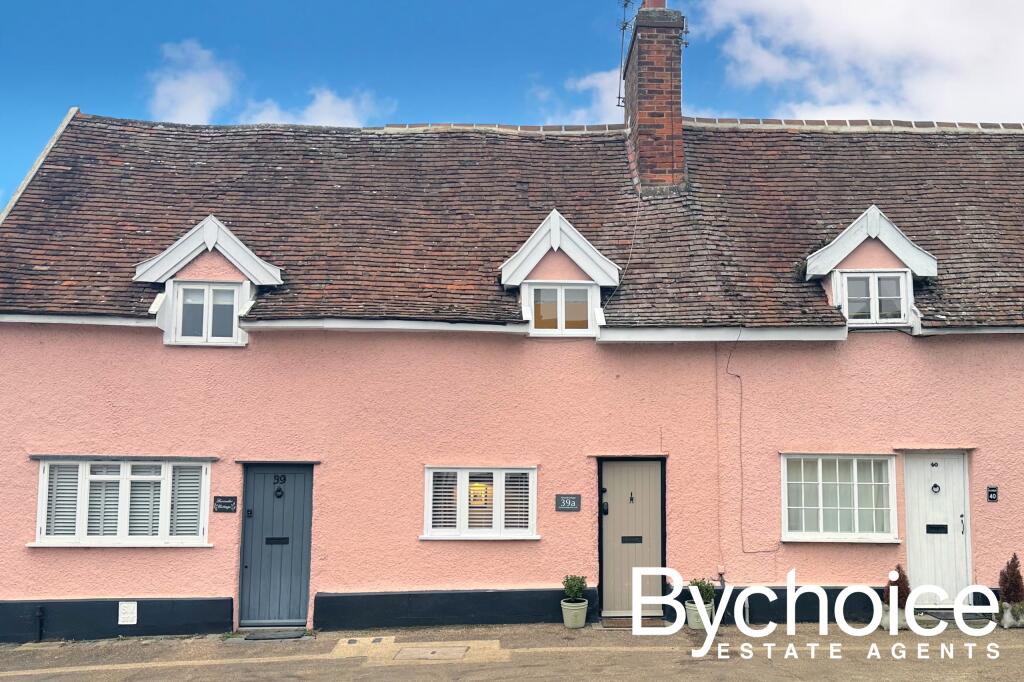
[[999, 553, 1024, 604], [688, 578, 716, 605], [563, 575, 587, 603], [882, 564, 911, 609]]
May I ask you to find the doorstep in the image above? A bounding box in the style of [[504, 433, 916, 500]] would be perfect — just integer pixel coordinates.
[[598, 617, 667, 629], [236, 627, 311, 641]]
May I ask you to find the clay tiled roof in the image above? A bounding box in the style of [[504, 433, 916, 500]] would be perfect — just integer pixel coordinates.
[[2, 111, 1024, 328]]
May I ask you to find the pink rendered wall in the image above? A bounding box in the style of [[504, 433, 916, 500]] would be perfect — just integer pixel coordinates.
[[1, 325, 1022, 626], [525, 249, 592, 281], [174, 250, 247, 281]]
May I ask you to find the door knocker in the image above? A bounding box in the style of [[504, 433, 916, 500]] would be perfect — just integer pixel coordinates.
[[275, 485, 284, 499], [931, 483, 941, 494]]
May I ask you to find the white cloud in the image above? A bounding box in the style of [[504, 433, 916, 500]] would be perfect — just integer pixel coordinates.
[[561, 68, 623, 124], [148, 40, 235, 124], [239, 88, 394, 127], [698, 0, 1024, 121], [533, 68, 623, 125]]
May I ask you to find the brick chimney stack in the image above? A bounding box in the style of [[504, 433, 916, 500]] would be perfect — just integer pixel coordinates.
[[623, 0, 685, 192]]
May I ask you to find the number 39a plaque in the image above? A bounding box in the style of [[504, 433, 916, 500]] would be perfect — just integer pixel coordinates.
[[555, 494, 581, 511]]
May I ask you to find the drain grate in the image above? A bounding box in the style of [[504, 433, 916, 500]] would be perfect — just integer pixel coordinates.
[[394, 646, 469, 661]]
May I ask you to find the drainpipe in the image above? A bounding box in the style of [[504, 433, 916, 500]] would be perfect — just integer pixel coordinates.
[[35, 607, 44, 643]]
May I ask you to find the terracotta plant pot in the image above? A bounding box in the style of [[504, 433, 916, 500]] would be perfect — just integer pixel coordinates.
[[561, 598, 588, 629], [684, 601, 714, 630]]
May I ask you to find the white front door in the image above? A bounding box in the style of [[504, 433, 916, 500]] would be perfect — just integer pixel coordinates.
[[903, 453, 971, 606]]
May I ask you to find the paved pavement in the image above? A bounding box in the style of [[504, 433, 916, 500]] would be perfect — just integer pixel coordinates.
[[0, 622, 1020, 680]]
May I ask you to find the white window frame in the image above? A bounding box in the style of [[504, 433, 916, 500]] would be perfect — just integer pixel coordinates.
[[781, 454, 899, 543], [837, 269, 911, 327], [521, 281, 601, 337], [31, 460, 212, 547], [172, 281, 243, 346], [421, 467, 539, 540]]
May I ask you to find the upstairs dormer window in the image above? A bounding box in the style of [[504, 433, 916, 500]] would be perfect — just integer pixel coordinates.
[[840, 271, 909, 326], [174, 282, 242, 345], [524, 283, 598, 336]]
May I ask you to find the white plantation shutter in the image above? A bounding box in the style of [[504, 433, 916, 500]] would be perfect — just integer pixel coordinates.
[[503, 472, 531, 530], [430, 471, 458, 529], [45, 464, 79, 536], [467, 471, 494, 529], [87, 481, 120, 536], [170, 465, 202, 536], [128, 464, 162, 536]]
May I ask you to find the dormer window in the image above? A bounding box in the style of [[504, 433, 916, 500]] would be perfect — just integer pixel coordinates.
[[840, 271, 909, 325], [133, 215, 282, 347], [527, 283, 596, 335], [175, 283, 241, 344]]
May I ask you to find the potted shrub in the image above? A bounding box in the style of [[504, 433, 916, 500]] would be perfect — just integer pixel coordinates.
[[684, 578, 716, 631], [880, 564, 911, 631], [999, 553, 1024, 628], [561, 575, 588, 629]]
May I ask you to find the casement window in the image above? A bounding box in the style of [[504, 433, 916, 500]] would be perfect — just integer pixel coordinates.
[[34, 460, 210, 547], [523, 283, 599, 336], [838, 271, 909, 326], [782, 455, 898, 543], [173, 282, 241, 345], [422, 467, 538, 539]]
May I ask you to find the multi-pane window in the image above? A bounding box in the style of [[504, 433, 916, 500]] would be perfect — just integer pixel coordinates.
[[423, 468, 537, 539], [526, 284, 596, 335], [36, 460, 210, 546], [175, 283, 240, 344], [841, 271, 908, 325], [782, 455, 896, 542]]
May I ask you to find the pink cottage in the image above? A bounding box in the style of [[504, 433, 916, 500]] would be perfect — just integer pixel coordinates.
[[2, 0, 1024, 640]]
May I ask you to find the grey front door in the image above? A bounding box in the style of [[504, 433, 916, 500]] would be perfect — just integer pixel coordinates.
[[240, 464, 313, 626]]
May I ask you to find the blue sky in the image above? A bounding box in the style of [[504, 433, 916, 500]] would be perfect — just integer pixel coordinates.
[[2, 0, 1021, 208]]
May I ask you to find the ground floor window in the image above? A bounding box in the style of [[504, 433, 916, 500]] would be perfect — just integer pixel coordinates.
[[34, 459, 210, 546], [781, 454, 897, 543], [422, 467, 538, 539]]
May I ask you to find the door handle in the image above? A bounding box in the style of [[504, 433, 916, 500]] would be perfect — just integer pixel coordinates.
[[601, 501, 609, 515], [960, 513, 965, 535]]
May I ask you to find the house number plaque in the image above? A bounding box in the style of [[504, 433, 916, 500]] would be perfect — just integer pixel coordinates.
[[987, 486, 998, 502], [213, 496, 237, 513], [555, 494, 581, 511]]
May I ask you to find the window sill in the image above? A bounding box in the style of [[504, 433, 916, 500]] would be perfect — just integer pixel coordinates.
[[27, 541, 213, 548], [527, 331, 598, 338], [165, 340, 247, 348], [418, 535, 541, 541], [846, 323, 911, 330], [781, 534, 899, 544]]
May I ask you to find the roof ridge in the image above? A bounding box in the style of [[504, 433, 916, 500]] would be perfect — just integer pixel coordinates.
[[75, 111, 627, 136], [683, 116, 1024, 133]]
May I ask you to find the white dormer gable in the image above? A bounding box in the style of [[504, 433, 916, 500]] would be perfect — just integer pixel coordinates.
[[500, 209, 619, 287], [134, 215, 282, 286], [804, 205, 937, 280]]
